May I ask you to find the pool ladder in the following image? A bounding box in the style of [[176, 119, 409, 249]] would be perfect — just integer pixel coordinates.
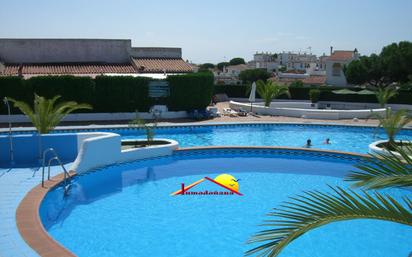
[[41, 148, 72, 196]]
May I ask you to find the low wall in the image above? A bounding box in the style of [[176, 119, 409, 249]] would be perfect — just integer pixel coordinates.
[[0, 130, 178, 170], [0, 133, 78, 165], [71, 133, 178, 173], [0, 111, 188, 124], [368, 140, 412, 158], [230, 98, 412, 112], [229, 101, 387, 120]]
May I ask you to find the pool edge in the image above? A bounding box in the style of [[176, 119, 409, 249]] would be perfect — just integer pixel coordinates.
[[16, 170, 77, 257]]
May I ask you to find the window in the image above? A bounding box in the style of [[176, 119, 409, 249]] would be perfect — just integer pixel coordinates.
[[332, 63, 341, 76]]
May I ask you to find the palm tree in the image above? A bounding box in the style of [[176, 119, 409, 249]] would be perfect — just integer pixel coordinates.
[[129, 111, 157, 146], [256, 80, 290, 107], [376, 108, 411, 149], [375, 87, 397, 107], [246, 145, 412, 257], [9, 94, 92, 134]]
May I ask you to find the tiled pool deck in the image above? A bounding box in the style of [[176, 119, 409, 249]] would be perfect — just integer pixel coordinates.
[[0, 163, 72, 257]]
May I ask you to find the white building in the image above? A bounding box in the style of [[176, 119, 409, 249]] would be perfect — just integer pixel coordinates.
[[249, 52, 279, 72], [214, 64, 249, 85], [278, 51, 318, 72], [326, 49, 359, 86]]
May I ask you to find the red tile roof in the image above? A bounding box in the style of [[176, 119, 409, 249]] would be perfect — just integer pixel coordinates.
[[272, 75, 326, 86], [327, 51, 355, 61], [2, 63, 136, 76], [132, 58, 193, 73], [302, 75, 326, 85]]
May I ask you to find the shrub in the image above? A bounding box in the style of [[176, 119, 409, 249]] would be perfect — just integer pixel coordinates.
[[290, 80, 304, 88], [94, 76, 151, 112], [167, 72, 214, 111], [309, 89, 321, 103]]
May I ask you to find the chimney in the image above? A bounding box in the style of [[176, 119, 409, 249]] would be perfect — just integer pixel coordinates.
[[330, 46, 333, 55]]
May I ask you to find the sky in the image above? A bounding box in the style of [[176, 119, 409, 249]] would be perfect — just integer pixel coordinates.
[[1, 0, 411, 63]]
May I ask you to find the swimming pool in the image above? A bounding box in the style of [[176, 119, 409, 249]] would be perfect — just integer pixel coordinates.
[[6, 123, 412, 154], [62, 123, 412, 153], [40, 149, 412, 257]]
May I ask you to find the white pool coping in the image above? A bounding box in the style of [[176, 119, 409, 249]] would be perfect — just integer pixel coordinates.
[[2, 120, 412, 133]]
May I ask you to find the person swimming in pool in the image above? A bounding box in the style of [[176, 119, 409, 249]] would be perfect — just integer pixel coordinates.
[[324, 138, 331, 144], [305, 139, 312, 148]]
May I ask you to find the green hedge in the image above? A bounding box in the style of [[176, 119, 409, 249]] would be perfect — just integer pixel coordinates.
[[94, 76, 151, 112], [28, 76, 95, 110], [214, 85, 250, 98], [0, 74, 214, 114], [167, 72, 214, 111], [0, 77, 31, 114]]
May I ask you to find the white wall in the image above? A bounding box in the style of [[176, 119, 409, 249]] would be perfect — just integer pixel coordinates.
[[0, 111, 188, 124], [230, 101, 387, 120], [71, 132, 178, 173], [325, 60, 348, 86]]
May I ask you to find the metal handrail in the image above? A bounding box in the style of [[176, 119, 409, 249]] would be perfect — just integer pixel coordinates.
[[41, 148, 71, 195]]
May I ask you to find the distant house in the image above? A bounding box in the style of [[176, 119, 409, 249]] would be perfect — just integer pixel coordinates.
[[326, 49, 359, 86], [279, 52, 317, 73], [0, 39, 192, 78], [224, 64, 249, 76], [249, 52, 278, 72], [214, 64, 249, 85]]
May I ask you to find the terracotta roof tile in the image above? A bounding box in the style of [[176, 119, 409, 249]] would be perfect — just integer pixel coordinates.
[[273, 75, 326, 85], [302, 75, 326, 85], [2, 63, 136, 76], [132, 58, 193, 73], [327, 51, 355, 61]]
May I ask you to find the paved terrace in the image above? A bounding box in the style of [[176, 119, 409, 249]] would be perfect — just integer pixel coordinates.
[[0, 163, 72, 257], [0, 102, 397, 129]]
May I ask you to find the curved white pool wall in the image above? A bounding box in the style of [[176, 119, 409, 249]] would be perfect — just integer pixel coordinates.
[[230, 98, 412, 112], [229, 101, 387, 120], [368, 140, 412, 158], [71, 132, 178, 173]]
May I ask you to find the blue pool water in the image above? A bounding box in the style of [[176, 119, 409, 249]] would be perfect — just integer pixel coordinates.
[[103, 124, 412, 153], [40, 149, 412, 257], [6, 124, 412, 154]]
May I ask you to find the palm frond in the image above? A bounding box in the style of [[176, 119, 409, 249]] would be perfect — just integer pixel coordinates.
[[245, 186, 412, 257], [347, 144, 412, 189], [256, 80, 290, 107], [375, 109, 412, 145], [375, 87, 397, 107], [8, 94, 92, 134]]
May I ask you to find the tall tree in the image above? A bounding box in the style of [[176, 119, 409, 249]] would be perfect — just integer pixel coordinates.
[[217, 62, 230, 71], [239, 69, 270, 84], [380, 41, 412, 83], [344, 54, 385, 87], [198, 63, 215, 72], [229, 57, 246, 65], [345, 41, 412, 87]]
